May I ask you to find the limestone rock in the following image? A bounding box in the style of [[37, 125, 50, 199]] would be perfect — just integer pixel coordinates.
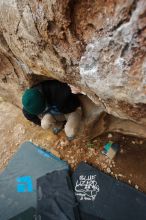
[[0, 0, 146, 138]]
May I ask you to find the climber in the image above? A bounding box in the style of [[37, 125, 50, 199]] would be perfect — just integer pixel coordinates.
[[22, 79, 82, 140]]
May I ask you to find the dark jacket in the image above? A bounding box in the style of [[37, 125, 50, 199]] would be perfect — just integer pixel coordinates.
[[23, 80, 80, 126]]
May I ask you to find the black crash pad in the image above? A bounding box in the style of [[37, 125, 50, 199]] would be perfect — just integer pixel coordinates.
[[72, 162, 146, 220], [37, 170, 80, 220]]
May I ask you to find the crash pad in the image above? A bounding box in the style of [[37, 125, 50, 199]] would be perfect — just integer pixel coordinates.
[[9, 207, 36, 220], [37, 170, 80, 220], [72, 162, 146, 220], [0, 142, 68, 220]]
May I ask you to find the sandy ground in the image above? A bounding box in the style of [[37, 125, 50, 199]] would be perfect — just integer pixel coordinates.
[[0, 102, 58, 171], [56, 133, 146, 192], [0, 101, 146, 193]]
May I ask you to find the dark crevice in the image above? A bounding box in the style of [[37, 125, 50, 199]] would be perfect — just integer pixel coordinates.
[[52, 45, 67, 73], [111, 17, 130, 31], [11, 101, 22, 110], [128, 0, 138, 17], [16, 1, 44, 44], [2, 76, 7, 83], [137, 26, 146, 36], [5, 55, 20, 79], [0, 33, 30, 85], [68, 0, 86, 48], [87, 23, 96, 30], [120, 43, 129, 57], [68, 0, 78, 36], [27, 3, 42, 38], [3, 54, 29, 91], [111, 0, 138, 32], [47, 21, 57, 33], [49, 1, 82, 74], [15, 0, 26, 34], [60, 57, 67, 66], [15, 16, 22, 35], [60, 57, 68, 73]]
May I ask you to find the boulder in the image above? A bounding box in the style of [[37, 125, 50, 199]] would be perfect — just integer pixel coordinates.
[[0, 0, 146, 137]]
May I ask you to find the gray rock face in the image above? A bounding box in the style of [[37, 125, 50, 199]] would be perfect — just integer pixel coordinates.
[[80, 0, 146, 122], [0, 0, 146, 136]]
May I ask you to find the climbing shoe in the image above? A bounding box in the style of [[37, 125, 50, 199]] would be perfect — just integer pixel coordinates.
[[52, 127, 63, 135]]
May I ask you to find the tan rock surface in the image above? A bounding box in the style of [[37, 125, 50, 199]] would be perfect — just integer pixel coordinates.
[[0, 101, 58, 171]]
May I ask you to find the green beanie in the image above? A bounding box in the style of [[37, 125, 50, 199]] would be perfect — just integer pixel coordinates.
[[22, 88, 46, 115]]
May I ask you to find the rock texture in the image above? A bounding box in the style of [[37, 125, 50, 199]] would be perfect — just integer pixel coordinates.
[[0, 101, 58, 171], [80, 0, 146, 123], [0, 0, 146, 137]]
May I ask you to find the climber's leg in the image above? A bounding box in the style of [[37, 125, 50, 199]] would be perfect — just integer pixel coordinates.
[[41, 113, 65, 134], [52, 114, 66, 134], [41, 114, 56, 129], [64, 108, 82, 140]]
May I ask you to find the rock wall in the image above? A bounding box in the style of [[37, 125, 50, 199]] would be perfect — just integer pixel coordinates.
[[0, 0, 146, 136]]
